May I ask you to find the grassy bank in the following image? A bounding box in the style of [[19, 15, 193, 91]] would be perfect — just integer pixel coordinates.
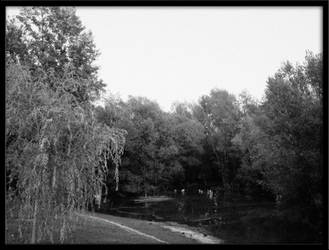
[[6, 211, 222, 244]]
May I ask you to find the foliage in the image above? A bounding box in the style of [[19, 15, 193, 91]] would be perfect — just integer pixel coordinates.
[[5, 6, 126, 243], [233, 52, 323, 206], [260, 52, 322, 205], [193, 89, 241, 190], [170, 103, 205, 187], [6, 7, 105, 103], [232, 92, 271, 196], [96, 52, 322, 208], [95, 98, 206, 194], [6, 61, 126, 243]]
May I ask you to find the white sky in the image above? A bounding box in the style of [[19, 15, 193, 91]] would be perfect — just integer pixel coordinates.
[[6, 7, 322, 112]]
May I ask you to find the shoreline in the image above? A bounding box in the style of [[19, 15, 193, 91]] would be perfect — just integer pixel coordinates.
[[133, 195, 174, 203], [71, 211, 224, 244]]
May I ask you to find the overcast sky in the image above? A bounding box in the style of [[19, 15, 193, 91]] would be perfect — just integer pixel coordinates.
[[7, 7, 322, 112]]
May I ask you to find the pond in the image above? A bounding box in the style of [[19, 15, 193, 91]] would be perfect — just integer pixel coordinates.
[[95, 193, 322, 244]]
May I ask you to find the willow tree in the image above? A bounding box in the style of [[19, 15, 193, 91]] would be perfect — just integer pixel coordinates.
[[6, 61, 126, 243], [6, 7, 126, 243]]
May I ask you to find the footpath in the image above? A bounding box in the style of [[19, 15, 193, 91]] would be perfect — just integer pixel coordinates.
[[69, 212, 223, 244]]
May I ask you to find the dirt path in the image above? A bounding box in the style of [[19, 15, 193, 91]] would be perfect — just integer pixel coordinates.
[[71, 212, 223, 244], [77, 213, 168, 243]]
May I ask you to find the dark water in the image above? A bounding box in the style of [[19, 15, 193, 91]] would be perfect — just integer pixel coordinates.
[[96, 193, 322, 244]]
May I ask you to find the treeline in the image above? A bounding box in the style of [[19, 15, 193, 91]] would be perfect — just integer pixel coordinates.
[[96, 52, 323, 210]]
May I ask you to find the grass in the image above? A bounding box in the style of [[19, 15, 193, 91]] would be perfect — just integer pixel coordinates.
[[5, 211, 206, 244]]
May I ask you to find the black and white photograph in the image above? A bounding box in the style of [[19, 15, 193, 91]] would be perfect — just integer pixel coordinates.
[[5, 2, 325, 245]]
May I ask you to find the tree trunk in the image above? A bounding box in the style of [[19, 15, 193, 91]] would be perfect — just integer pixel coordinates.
[[143, 164, 147, 197], [31, 200, 38, 243], [210, 143, 226, 188], [52, 165, 57, 189], [223, 151, 228, 190], [114, 165, 119, 191]]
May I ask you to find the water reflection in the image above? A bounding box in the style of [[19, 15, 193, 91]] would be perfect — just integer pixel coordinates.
[[96, 193, 322, 244]]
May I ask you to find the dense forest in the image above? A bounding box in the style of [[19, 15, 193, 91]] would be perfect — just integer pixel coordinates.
[[96, 54, 323, 207], [5, 7, 323, 243]]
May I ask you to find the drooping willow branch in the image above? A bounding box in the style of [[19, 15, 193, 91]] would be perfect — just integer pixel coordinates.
[[5, 62, 127, 243]]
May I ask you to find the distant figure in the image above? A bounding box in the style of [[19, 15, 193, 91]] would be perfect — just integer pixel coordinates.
[[181, 189, 185, 195], [198, 189, 204, 194], [174, 189, 177, 194]]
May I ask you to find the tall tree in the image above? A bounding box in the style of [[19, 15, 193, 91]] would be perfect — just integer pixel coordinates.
[[171, 102, 205, 188], [6, 7, 126, 243], [260, 52, 323, 205], [6, 62, 126, 243], [232, 91, 270, 196], [233, 52, 323, 207], [6, 7, 105, 103], [194, 89, 241, 191]]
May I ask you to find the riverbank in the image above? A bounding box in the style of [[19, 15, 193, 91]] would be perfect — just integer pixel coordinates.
[[6, 211, 223, 244], [70, 212, 223, 244]]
